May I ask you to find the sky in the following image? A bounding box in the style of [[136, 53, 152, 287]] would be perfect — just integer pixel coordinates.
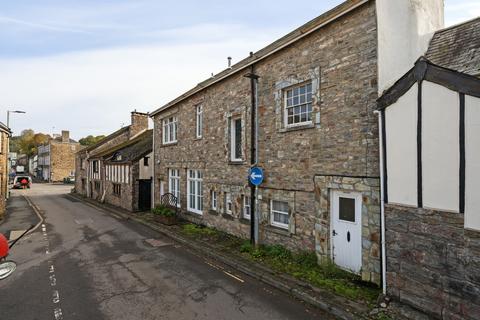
[[0, 0, 479, 139]]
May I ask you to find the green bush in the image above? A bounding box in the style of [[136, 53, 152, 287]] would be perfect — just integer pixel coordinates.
[[151, 205, 175, 217]]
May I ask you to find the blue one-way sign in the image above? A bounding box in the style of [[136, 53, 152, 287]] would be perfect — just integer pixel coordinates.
[[249, 167, 264, 186]]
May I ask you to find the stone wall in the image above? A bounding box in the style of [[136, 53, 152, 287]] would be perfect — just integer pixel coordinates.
[[50, 141, 79, 182], [153, 1, 380, 282], [385, 204, 480, 319]]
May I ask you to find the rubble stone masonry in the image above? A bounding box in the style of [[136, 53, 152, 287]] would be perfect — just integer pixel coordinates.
[[50, 141, 79, 182], [154, 2, 380, 283], [386, 204, 480, 320]]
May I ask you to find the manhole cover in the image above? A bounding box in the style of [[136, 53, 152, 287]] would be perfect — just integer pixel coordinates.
[[145, 238, 172, 247]]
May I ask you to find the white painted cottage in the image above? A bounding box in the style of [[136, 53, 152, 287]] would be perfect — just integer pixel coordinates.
[[377, 17, 480, 320]]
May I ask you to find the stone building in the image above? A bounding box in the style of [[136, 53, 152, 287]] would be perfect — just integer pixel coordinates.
[[37, 130, 79, 182], [150, 0, 444, 284], [0, 122, 11, 219], [94, 130, 153, 211], [75, 111, 149, 204], [377, 17, 480, 319]]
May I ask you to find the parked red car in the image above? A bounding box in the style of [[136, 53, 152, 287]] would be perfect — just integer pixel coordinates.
[[12, 175, 32, 189]]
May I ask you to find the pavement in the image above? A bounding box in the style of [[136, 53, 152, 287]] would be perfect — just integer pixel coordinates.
[[0, 183, 335, 320], [0, 192, 41, 241]]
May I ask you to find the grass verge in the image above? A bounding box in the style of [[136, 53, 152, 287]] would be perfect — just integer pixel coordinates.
[[179, 223, 380, 305]]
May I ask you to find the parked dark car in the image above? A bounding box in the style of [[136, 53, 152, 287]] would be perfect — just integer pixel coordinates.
[[12, 175, 32, 189]]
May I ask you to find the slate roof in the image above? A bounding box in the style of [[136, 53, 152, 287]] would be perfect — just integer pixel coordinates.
[[150, 0, 370, 116], [77, 126, 129, 154], [99, 130, 152, 164], [425, 17, 480, 77]]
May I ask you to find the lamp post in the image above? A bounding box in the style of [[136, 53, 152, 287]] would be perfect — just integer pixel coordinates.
[[7, 110, 26, 130], [5, 110, 26, 198]]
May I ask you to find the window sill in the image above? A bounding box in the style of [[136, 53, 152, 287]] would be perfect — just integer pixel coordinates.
[[266, 224, 291, 236], [162, 141, 178, 146], [187, 209, 203, 216], [229, 160, 245, 165], [222, 213, 234, 220], [280, 122, 315, 133]]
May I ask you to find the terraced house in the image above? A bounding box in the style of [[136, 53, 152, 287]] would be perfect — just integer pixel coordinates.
[[75, 111, 149, 208], [150, 0, 444, 285]]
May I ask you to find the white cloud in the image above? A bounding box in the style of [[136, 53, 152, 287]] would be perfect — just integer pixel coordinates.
[[0, 24, 280, 139]]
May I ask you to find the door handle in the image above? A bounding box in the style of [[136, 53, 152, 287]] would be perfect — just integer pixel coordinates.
[[332, 230, 338, 236]]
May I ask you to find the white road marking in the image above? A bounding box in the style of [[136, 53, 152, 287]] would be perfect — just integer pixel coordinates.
[[223, 270, 245, 283], [204, 259, 245, 283], [39, 216, 64, 318]]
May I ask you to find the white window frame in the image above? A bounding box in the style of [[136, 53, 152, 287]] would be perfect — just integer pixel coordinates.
[[163, 116, 177, 144], [168, 169, 180, 207], [243, 195, 251, 220], [230, 117, 242, 162], [196, 105, 203, 138], [225, 192, 232, 215], [211, 190, 217, 211], [284, 82, 313, 128], [270, 200, 289, 229], [187, 169, 203, 215]]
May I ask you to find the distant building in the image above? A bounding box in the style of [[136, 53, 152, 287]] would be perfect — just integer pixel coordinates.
[[94, 130, 153, 211], [37, 130, 79, 182], [75, 111, 149, 210], [0, 122, 11, 219]]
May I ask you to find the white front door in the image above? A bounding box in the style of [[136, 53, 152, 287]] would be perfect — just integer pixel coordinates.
[[331, 190, 362, 273]]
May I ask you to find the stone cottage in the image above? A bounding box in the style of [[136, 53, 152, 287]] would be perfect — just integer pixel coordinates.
[[150, 0, 444, 284], [377, 17, 480, 319], [0, 122, 11, 219], [94, 129, 153, 212], [37, 130, 79, 182], [75, 111, 149, 203]]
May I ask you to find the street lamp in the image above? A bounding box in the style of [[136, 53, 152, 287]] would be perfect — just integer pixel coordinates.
[[6, 110, 26, 129], [5, 110, 26, 198]]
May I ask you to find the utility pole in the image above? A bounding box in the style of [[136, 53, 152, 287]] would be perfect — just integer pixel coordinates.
[[244, 69, 260, 246]]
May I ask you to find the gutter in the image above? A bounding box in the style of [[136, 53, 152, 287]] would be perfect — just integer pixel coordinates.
[[374, 110, 387, 295], [150, 0, 369, 117]]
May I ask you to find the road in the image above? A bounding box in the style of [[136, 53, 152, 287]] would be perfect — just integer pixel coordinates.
[[0, 184, 333, 320]]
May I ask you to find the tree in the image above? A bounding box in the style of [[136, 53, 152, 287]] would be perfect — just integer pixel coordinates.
[[79, 135, 106, 146], [12, 129, 51, 157]]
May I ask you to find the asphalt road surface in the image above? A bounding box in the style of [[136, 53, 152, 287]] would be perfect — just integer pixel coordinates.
[[0, 184, 333, 320]]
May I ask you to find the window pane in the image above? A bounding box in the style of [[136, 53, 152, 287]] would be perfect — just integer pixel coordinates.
[[339, 197, 356, 222], [287, 90, 292, 98], [272, 200, 288, 213], [235, 119, 242, 159], [299, 85, 306, 95], [293, 87, 299, 96], [293, 96, 299, 105]]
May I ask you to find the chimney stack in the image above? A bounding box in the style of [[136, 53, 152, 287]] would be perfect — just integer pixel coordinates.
[[227, 57, 232, 69], [61, 130, 70, 143], [129, 110, 149, 139]]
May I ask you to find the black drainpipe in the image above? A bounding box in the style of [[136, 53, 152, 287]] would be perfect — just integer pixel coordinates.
[[244, 63, 259, 245]]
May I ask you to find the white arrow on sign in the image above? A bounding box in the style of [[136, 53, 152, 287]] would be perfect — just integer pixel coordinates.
[[250, 173, 262, 180]]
